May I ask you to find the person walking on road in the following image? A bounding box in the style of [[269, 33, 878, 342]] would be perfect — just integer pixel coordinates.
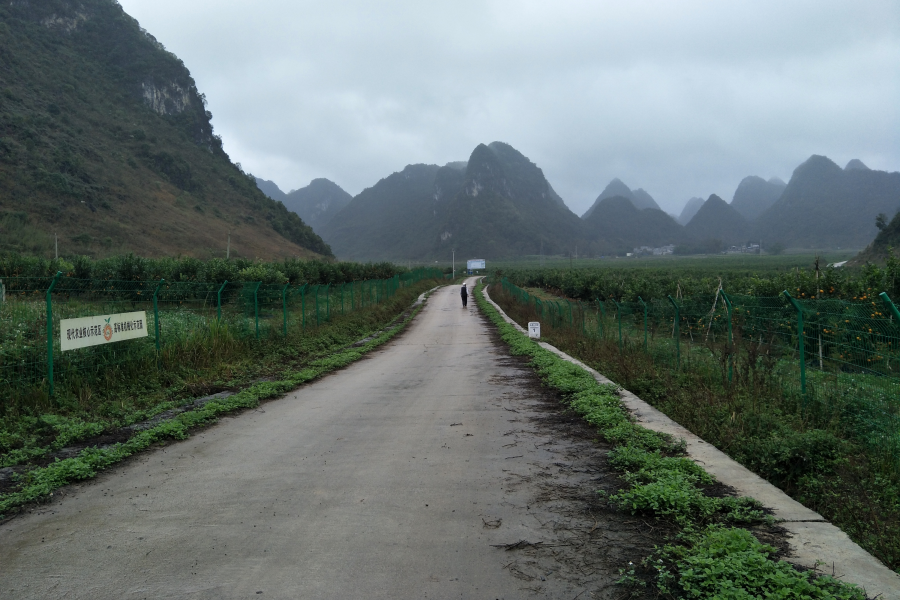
[[460, 283, 468, 307]]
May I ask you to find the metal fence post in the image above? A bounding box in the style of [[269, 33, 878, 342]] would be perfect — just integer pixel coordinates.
[[341, 283, 345, 314], [46, 271, 62, 397], [153, 279, 165, 354], [719, 290, 734, 383], [667, 295, 680, 369], [216, 280, 228, 321], [315, 284, 320, 326], [253, 282, 262, 339], [580, 301, 585, 335], [782, 290, 806, 396], [880, 292, 900, 323], [325, 283, 331, 321], [282, 283, 290, 336], [596, 298, 605, 338], [613, 300, 623, 349], [301, 284, 307, 329], [351, 281, 354, 311], [638, 296, 648, 352]]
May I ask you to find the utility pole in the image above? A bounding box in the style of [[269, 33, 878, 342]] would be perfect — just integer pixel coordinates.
[[452, 249, 455, 279]]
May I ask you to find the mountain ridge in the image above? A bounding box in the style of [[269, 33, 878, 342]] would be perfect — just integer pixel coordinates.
[[0, 0, 331, 259]]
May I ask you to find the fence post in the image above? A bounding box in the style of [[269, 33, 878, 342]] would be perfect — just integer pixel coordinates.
[[301, 284, 307, 329], [613, 300, 623, 349], [667, 295, 680, 369], [282, 283, 290, 336], [782, 290, 806, 396], [315, 284, 320, 326], [153, 279, 165, 354], [719, 290, 734, 383], [351, 281, 354, 311], [253, 282, 262, 339], [341, 283, 345, 314], [580, 301, 585, 335], [880, 292, 900, 323], [566, 300, 574, 327], [217, 280, 228, 321], [638, 296, 648, 352], [45, 271, 62, 397], [596, 298, 605, 338], [325, 283, 331, 321]]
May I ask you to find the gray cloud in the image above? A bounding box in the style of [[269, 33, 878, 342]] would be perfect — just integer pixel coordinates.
[[119, 0, 900, 215]]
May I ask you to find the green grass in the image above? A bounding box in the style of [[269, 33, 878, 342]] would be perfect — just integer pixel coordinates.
[[477, 281, 868, 598]]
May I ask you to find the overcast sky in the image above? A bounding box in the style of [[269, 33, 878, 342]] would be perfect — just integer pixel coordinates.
[[118, 0, 900, 216]]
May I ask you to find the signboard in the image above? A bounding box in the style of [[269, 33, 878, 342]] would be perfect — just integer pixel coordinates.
[[467, 259, 486, 270], [528, 322, 541, 339], [60, 311, 148, 351]]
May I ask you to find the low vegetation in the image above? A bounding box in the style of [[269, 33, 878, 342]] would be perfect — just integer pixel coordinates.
[[477, 282, 867, 598], [497, 253, 900, 301]]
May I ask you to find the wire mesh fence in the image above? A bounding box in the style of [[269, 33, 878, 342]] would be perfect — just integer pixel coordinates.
[[0, 268, 445, 400], [495, 277, 900, 469]]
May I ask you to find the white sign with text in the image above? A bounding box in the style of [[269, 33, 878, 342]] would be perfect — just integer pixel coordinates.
[[60, 311, 148, 351], [528, 322, 541, 339]]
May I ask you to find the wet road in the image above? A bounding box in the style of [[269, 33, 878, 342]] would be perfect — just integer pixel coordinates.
[[0, 279, 616, 599]]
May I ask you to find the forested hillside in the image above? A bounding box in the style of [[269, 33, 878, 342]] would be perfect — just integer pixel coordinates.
[[0, 0, 331, 259]]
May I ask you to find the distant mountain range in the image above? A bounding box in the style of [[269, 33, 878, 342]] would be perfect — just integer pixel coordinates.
[[256, 178, 352, 231], [316, 142, 586, 261], [754, 156, 900, 250], [256, 143, 898, 261]]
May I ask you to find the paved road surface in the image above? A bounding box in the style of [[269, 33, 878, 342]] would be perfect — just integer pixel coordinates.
[[0, 279, 622, 599]]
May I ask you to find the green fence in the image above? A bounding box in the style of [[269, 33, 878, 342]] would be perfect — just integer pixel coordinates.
[[0, 268, 444, 399], [495, 277, 900, 468]]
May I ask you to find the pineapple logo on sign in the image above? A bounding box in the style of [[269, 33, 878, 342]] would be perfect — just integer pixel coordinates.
[[103, 317, 113, 341]]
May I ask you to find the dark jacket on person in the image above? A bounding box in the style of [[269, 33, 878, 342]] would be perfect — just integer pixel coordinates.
[[460, 286, 468, 299]]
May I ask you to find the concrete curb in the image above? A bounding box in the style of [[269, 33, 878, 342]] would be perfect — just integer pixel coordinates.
[[481, 283, 900, 599]]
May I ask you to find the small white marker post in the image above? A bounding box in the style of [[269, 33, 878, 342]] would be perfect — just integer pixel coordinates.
[[528, 322, 540, 339]]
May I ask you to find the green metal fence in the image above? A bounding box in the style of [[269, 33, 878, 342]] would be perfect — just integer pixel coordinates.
[[0, 268, 444, 399], [496, 277, 900, 468]]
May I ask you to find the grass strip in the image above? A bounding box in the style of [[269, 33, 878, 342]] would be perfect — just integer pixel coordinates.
[[0, 295, 427, 517], [476, 282, 866, 599]]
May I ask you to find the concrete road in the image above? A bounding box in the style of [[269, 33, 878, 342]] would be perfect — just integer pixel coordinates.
[[0, 279, 621, 599]]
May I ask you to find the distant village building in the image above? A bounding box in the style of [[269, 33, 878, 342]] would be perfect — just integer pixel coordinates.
[[631, 245, 675, 257]]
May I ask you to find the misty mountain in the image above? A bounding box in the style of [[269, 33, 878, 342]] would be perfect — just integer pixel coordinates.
[[0, 0, 331, 259], [283, 179, 353, 231], [255, 178, 288, 203], [753, 155, 900, 249], [677, 197, 706, 225], [320, 142, 585, 260], [632, 188, 661, 211], [581, 178, 661, 218], [256, 177, 353, 231], [845, 159, 870, 171], [582, 196, 689, 253], [685, 194, 751, 245], [730, 176, 786, 221]]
